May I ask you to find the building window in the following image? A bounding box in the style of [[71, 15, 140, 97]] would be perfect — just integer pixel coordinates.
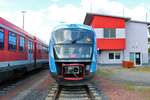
[[109, 53, 114, 60], [104, 28, 116, 38], [149, 28, 150, 35], [19, 36, 25, 52], [109, 52, 121, 60], [8, 32, 17, 50], [115, 53, 120, 59], [129, 52, 135, 62], [0, 28, 4, 49]]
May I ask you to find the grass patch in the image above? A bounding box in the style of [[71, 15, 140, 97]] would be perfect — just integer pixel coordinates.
[[97, 67, 150, 91], [97, 67, 150, 100], [105, 66, 150, 72], [96, 69, 113, 78], [122, 83, 150, 92], [121, 82, 137, 91], [131, 67, 150, 72]]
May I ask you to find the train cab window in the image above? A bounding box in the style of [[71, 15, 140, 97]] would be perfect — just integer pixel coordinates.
[[0, 28, 4, 49], [19, 36, 25, 52], [8, 32, 17, 50]]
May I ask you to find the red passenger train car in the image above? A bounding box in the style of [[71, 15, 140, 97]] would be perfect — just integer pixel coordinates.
[[0, 17, 49, 82]]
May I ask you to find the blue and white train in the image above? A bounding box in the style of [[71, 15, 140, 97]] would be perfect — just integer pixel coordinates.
[[49, 24, 97, 85]]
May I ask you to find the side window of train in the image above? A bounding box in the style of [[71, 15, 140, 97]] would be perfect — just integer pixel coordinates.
[[38, 44, 40, 53], [39, 44, 42, 53], [44, 46, 48, 53], [0, 27, 4, 49], [8, 32, 17, 50], [19, 36, 25, 52], [47, 47, 49, 53], [30, 41, 33, 53], [28, 41, 33, 53]]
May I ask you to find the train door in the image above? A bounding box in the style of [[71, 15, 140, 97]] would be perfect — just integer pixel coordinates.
[[135, 52, 141, 66], [129, 52, 142, 66], [28, 40, 33, 64]]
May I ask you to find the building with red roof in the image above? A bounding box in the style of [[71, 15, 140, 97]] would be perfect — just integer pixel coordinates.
[[84, 13, 150, 66]]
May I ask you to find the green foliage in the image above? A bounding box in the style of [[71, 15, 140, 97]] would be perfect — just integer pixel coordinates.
[[149, 48, 150, 53]]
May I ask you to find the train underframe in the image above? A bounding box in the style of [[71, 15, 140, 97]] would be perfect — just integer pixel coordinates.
[[0, 62, 49, 83], [50, 62, 95, 86]]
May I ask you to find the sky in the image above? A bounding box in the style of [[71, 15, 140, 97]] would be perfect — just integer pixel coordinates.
[[0, 0, 150, 44]]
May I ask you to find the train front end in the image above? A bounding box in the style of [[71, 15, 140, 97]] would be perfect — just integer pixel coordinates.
[[49, 24, 97, 85]]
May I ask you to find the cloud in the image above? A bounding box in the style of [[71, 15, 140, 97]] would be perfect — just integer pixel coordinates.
[[1, 0, 150, 43], [24, 4, 86, 43], [47, 4, 85, 23], [51, 0, 59, 2], [3, 4, 85, 44], [81, 0, 149, 21]]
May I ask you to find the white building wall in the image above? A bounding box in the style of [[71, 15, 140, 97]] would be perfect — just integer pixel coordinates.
[[124, 21, 149, 64], [94, 23, 148, 65], [95, 28, 125, 64], [94, 28, 103, 38], [116, 29, 125, 38], [97, 51, 123, 64]]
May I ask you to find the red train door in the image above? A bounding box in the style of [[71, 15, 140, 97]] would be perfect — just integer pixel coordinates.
[[28, 40, 33, 64]]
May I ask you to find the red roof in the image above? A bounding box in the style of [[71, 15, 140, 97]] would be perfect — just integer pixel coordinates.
[[84, 13, 130, 25]]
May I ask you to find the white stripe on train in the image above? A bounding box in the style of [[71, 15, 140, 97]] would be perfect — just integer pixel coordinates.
[[0, 59, 48, 68]]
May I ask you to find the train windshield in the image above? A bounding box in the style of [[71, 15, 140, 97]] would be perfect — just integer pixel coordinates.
[[54, 45, 92, 59], [52, 28, 94, 44], [52, 28, 94, 59]]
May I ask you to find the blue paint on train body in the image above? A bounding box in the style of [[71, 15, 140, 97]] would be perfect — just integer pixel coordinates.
[[49, 24, 97, 85]]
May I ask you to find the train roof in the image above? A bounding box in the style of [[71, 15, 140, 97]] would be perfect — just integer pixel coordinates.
[[35, 36, 48, 47], [52, 24, 94, 32], [0, 17, 34, 38], [0, 17, 47, 45]]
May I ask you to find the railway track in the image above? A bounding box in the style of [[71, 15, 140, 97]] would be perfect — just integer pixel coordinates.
[[46, 83, 103, 100], [0, 68, 47, 96]]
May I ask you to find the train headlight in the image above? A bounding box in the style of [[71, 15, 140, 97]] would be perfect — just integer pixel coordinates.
[[86, 65, 90, 71], [74, 67, 78, 73]]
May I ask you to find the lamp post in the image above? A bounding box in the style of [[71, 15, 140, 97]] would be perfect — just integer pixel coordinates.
[[21, 11, 26, 30], [123, 8, 125, 17], [90, 0, 92, 13]]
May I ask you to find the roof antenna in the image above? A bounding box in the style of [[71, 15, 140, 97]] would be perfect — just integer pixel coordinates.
[[146, 12, 147, 22], [21, 11, 26, 30], [123, 8, 124, 17], [90, 0, 92, 13]]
